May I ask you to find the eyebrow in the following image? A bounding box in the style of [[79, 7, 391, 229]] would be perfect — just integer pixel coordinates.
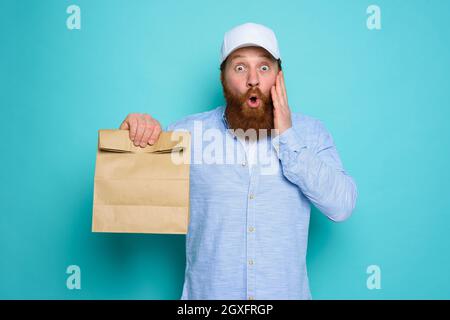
[[229, 54, 274, 62]]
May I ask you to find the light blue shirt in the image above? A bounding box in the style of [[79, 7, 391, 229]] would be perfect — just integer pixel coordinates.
[[166, 106, 357, 300]]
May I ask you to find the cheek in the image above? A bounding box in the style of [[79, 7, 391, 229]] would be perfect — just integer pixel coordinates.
[[261, 76, 277, 94], [227, 76, 246, 94]]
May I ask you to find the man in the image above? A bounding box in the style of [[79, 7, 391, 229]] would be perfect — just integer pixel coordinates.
[[119, 22, 358, 300]]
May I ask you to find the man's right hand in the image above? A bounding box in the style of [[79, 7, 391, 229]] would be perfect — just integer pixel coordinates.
[[119, 113, 162, 148]]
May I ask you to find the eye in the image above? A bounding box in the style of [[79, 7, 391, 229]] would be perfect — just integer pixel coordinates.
[[235, 64, 246, 72], [260, 65, 270, 72]]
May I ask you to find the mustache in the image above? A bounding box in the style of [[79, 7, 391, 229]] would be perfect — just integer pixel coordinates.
[[235, 87, 272, 106]]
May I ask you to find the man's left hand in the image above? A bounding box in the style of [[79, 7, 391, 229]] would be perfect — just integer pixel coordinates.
[[271, 70, 292, 136]]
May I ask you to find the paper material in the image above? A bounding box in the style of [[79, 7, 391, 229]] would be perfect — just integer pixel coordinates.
[[92, 130, 191, 234]]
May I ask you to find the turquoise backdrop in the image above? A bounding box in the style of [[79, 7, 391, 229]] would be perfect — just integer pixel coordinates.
[[1, 0, 449, 299]]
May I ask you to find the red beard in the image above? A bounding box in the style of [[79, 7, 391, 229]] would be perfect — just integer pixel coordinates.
[[221, 77, 274, 140]]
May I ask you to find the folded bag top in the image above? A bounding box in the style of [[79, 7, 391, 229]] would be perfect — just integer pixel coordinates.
[[98, 129, 187, 154]]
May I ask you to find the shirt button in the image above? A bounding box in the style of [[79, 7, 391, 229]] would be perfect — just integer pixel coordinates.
[[248, 296, 254, 300], [248, 226, 255, 232], [249, 194, 254, 200], [242, 161, 247, 166], [248, 259, 254, 265]]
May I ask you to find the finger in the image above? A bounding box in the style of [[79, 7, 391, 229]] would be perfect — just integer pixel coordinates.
[[275, 71, 286, 107], [279, 70, 288, 104], [271, 86, 281, 133], [275, 72, 284, 106], [129, 118, 138, 141], [134, 117, 146, 146], [120, 121, 129, 130], [271, 85, 281, 110], [148, 123, 161, 145], [140, 123, 154, 148], [277, 72, 288, 109], [139, 115, 154, 147]]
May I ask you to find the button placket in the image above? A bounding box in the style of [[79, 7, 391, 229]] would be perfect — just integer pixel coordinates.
[[246, 166, 259, 300]]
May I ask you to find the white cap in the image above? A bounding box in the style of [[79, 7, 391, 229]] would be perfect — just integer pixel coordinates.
[[220, 22, 281, 64]]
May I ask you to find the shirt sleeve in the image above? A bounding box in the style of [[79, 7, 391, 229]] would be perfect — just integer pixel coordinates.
[[271, 123, 358, 222], [165, 120, 190, 132]]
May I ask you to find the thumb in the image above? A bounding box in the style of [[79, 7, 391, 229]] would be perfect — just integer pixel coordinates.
[[119, 121, 129, 130]]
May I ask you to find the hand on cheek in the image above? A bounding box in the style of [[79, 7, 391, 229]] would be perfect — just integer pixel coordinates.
[[271, 70, 292, 136]]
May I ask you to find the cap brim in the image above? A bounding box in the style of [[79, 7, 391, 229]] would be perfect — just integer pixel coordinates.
[[222, 42, 279, 64]]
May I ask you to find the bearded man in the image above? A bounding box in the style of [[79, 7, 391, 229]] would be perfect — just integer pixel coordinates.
[[119, 22, 358, 300]]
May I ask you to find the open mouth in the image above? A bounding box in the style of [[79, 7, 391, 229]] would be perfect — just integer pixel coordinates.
[[247, 95, 260, 108]]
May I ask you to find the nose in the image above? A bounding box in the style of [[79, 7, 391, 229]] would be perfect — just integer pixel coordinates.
[[246, 68, 259, 88]]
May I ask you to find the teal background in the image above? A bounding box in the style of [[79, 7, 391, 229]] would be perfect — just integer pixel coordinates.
[[1, 0, 450, 299]]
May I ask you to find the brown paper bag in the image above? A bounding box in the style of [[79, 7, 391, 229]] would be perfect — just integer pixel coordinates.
[[92, 129, 191, 234]]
